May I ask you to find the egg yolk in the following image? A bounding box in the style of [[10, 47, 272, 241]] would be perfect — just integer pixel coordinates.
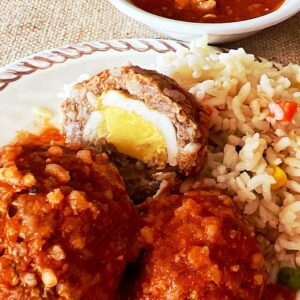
[[98, 106, 167, 166]]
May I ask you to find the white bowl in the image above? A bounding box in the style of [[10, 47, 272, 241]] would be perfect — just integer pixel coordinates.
[[109, 0, 300, 43]]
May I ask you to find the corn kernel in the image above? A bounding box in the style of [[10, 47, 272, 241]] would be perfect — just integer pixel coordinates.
[[267, 165, 287, 190]]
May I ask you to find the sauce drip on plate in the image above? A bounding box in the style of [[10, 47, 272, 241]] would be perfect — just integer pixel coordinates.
[[130, 0, 285, 23]]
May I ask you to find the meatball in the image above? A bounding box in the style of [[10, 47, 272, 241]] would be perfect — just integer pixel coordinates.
[[133, 191, 267, 300], [0, 143, 141, 299], [62, 66, 209, 202]]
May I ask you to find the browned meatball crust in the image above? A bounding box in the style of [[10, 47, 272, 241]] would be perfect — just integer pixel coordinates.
[[0, 142, 141, 299], [133, 191, 267, 300]]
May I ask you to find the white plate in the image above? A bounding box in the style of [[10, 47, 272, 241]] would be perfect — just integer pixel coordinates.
[[0, 39, 189, 145]]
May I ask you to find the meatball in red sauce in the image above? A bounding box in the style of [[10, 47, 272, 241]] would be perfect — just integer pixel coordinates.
[[0, 142, 141, 299], [133, 191, 267, 300]]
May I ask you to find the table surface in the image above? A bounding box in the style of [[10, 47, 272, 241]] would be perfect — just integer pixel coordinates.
[[1, 0, 300, 67]]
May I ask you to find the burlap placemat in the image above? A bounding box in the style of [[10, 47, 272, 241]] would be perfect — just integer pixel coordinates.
[[1, 0, 300, 67]]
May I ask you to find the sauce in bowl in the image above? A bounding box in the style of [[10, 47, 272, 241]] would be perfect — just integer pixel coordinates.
[[130, 0, 285, 23]]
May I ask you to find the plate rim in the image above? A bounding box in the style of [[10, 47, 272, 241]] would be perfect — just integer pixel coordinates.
[[0, 38, 280, 93], [0, 39, 191, 92]]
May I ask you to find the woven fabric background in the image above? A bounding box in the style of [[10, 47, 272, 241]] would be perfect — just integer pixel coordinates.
[[1, 0, 300, 67]]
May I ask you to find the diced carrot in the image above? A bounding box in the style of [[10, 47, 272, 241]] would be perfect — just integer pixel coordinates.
[[269, 101, 297, 122]]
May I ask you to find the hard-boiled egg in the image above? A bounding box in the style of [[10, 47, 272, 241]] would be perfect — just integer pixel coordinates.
[[83, 90, 178, 167]]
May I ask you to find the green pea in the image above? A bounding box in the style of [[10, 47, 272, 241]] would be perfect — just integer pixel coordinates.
[[278, 267, 300, 290]]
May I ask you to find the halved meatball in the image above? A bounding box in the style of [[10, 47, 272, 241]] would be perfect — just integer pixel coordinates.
[[0, 142, 141, 299], [62, 66, 208, 202], [133, 190, 267, 300]]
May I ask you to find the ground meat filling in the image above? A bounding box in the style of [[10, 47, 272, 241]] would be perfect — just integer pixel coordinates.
[[132, 191, 267, 300], [94, 143, 181, 203], [0, 143, 141, 299]]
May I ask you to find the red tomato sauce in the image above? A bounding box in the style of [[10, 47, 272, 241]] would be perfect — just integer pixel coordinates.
[[131, 0, 285, 23], [262, 284, 296, 300], [14, 127, 65, 145]]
